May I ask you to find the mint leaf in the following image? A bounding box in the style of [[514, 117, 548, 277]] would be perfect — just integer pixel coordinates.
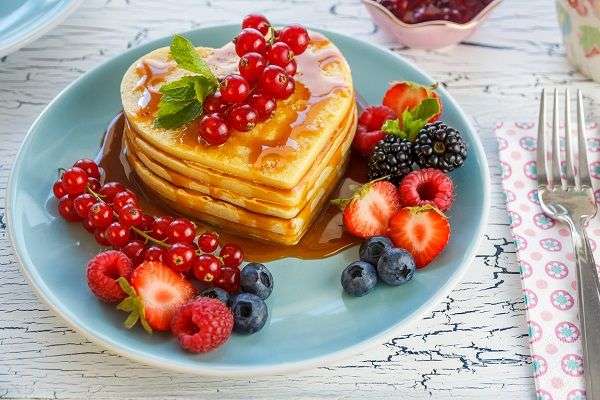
[[159, 78, 196, 101], [170, 34, 217, 86], [382, 99, 440, 141], [155, 99, 202, 129], [413, 98, 440, 120], [382, 119, 408, 140]]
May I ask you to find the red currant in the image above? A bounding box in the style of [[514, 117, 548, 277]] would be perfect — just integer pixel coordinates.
[[167, 218, 196, 244], [203, 91, 227, 114], [248, 93, 276, 122], [73, 158, 100, 180], [87, 177, 101, 192], [238, 52, 266, 83], [220, 74, 251, 104], [281, 77, 295, 99], [88, 202, 113, 229], [122, 240, 145, 265], [52, 179, 66, 199], [62, 167, 88, 195], [215, 266, 241, 293], [99, 182, 126, 202], [192, 254, 222, 283], [94, 228, 111, 246], [220, 243, 244, 268], [242, 13, 271, 35], [143, 245, 164, 262], [268, 42, 294, 67], [73, 193, 96, 218], [278, 25, 310, 55], [151, 216, 173, 240], [82, 217, 96, 233], [284, 59, 297, 76], [105, 222, 131, 248], [138, 214, 154, 231], [57, 195, 81, 222], [112, 190, 137, 211], [118, 203, 143, 227], [234, 28, 267, 57], [259, 65, 290, 99], [196, 232, 219, 253], [198, 113, 230, 146], [165, 243, 196, 273], [227, 104, 258, 132]]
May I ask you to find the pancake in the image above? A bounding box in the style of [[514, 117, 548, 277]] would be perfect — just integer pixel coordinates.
[[126, 105, 357, 214], [126, 109, 356, 218], [126, 146, 349, 245], [121, 32, 354, 190]]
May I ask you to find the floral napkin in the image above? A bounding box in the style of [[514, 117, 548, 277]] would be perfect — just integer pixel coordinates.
[[495, 121, 600, 400]]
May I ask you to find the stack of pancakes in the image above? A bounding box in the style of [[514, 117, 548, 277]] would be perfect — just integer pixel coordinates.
[[120, 33, 356, 245]]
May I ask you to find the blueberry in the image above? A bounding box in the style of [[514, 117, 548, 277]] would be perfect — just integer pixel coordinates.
[[240, 262, 273, 300], [341, 261, 378, 297], [200, 287, 230, 305], [359, 236, 394, 265], [376, 247, 416, 286], [229, 293, 268, 334]]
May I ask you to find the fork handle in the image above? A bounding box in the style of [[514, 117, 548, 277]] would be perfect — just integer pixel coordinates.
[[571, 221, 600, 400]]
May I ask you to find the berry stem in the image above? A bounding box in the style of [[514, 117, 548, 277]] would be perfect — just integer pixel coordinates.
[[86, 185, 170, 248]]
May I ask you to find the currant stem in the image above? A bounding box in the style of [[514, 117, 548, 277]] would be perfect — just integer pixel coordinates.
[[86, 185, 170, 248]]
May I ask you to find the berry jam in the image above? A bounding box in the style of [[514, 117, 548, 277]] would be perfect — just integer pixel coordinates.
[[377, 0, 494, 24]]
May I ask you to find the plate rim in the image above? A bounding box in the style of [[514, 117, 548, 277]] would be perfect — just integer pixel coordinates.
[[6, 23, 491, 376], [0, 0, 84, 58]]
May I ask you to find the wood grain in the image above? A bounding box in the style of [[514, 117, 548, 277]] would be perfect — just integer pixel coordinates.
[[1, 0, 588, 398]]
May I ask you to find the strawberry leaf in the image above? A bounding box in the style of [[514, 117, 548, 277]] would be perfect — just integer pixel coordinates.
[[123, 310, 140, 329], [117, 277, 136, 297], [116, 277, 153, 334]]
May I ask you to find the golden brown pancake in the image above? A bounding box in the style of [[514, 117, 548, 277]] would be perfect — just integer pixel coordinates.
[[121, 33, 354, 190]]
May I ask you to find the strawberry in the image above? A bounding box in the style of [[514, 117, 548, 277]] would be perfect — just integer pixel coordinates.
[[382, 81, 442, 123], [116, 261, 196, 333], [387, 205, 450, 269], [332, 180, 401, 238]]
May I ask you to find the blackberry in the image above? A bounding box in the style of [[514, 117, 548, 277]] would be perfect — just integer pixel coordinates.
[[367, 135, 413, 183], [413, 122, 467, 172]]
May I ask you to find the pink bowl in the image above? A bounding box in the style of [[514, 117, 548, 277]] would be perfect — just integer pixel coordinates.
[[362, 0, 502, 49]]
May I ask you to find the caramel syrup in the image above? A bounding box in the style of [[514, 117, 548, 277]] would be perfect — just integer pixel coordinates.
[[134, 59, 174, 119], [97, 113, 363, 263]]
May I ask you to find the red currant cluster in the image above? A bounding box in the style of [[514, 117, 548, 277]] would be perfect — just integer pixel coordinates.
[[53, 158, 244, 293], [198, 14, 310, 145]]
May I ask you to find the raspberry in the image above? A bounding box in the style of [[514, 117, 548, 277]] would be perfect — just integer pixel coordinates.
[[358, 105, 396, 131], [398, 168, 454, 211], [86, 250, 133, 303], [170, 298, 234, 353]]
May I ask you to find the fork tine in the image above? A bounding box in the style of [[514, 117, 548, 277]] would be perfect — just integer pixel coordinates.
[[577, 90, 592, 188], [551, 88, 563, 189], [537, 89, 549, 187], [564, 89, 577, 187]]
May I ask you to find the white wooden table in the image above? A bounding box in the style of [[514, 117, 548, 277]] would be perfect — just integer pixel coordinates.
[[1, 0, 593, 398]]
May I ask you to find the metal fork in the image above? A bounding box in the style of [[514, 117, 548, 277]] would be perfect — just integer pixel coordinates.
[[537, 88, 600, 399]]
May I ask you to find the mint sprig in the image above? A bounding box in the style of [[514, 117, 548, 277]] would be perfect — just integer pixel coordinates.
[[154, 35, 218, 129], [382, 98, 440, 141]]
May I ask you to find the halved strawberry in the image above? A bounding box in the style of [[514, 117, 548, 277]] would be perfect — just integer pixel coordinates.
[[116, 261, 196, 332], [382, 81, 442, 122], [387, 205, 450, 268], [332, 180, 400, 238]]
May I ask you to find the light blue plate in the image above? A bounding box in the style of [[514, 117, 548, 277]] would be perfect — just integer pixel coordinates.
[[0, 0, 82, 58], [7, 25, 490, 376]]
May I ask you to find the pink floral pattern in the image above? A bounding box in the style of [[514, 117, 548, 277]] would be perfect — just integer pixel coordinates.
[[495, 122, 600, 399]]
